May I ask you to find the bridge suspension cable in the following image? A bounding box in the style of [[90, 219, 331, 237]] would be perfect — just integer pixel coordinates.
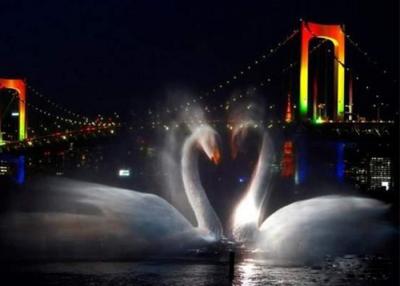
[[25, 84, 118, 132], [27, 102, 91, 127], [27, 84, 91, 121], [202, 28, 300, 98], [331, 54, 392, 108], [223, 38, 332, 97], [148, 27, 341, 127], [345, 33, 396, 80], [302, 21, 394, 81], [150, 26, 301, 122]]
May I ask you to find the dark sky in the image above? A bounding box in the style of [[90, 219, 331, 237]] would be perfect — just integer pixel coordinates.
[[0, 0, 397, 117]]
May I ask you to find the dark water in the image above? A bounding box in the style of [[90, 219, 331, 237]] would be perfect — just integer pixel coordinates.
[[1, 129, 397, 285], [1, 255, 397, 286]]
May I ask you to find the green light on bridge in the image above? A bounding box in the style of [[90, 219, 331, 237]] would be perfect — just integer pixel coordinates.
[[313, 116, 325, 125]]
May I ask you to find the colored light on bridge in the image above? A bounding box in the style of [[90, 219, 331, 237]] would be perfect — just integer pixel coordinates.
[[299, 22, 345, 121], [0, 79, 27, 141], [314, 116, 325, 124]]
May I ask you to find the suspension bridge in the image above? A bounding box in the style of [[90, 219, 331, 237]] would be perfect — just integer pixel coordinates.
[[0, 20, 396, 184]]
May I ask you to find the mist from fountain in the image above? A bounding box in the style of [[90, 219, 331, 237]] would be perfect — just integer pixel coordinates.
[[0, 94, 224, 261], [229, 99, 397, 264]]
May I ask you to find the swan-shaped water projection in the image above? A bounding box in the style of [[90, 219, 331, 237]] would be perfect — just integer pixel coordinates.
[[0, 125, 223, 260], [230, 114, 395, 263]]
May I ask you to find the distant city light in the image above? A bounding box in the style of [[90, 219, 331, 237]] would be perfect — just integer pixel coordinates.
[[238, 177, 246, 183], [11, 112, 19, 117], [0, 165, 9, 175], [314, 117, 325, 124], [369, 157, 391, 191], [381, 181, 389, 191], [118, 169, 131, 177]]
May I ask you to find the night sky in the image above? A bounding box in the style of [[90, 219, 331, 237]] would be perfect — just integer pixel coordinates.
[[0, 0, 397, 117]]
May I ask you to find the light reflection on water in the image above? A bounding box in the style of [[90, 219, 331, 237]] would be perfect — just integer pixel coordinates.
[[235, 261, 257, 285], [231, 256, 394, 286], [2, 255, 395, 286], [233, 260, 306, 286]]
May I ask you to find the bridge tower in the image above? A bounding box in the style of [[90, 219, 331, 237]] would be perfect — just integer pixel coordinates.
[[285, 92, 293, 123], [0, 79, 27, 184], [299, 21, 345, 122], [0, 78, 27, 144]]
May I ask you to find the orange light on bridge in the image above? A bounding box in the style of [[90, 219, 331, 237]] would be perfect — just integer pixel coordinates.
[[300, 21, 345, 122], [0, 78, 27, 142]]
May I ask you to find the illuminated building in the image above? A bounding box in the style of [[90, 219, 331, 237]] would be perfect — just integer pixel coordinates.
[[347, 166, 368, 189], [369, 157, 392, 191], [300, 21, 345, 122]]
